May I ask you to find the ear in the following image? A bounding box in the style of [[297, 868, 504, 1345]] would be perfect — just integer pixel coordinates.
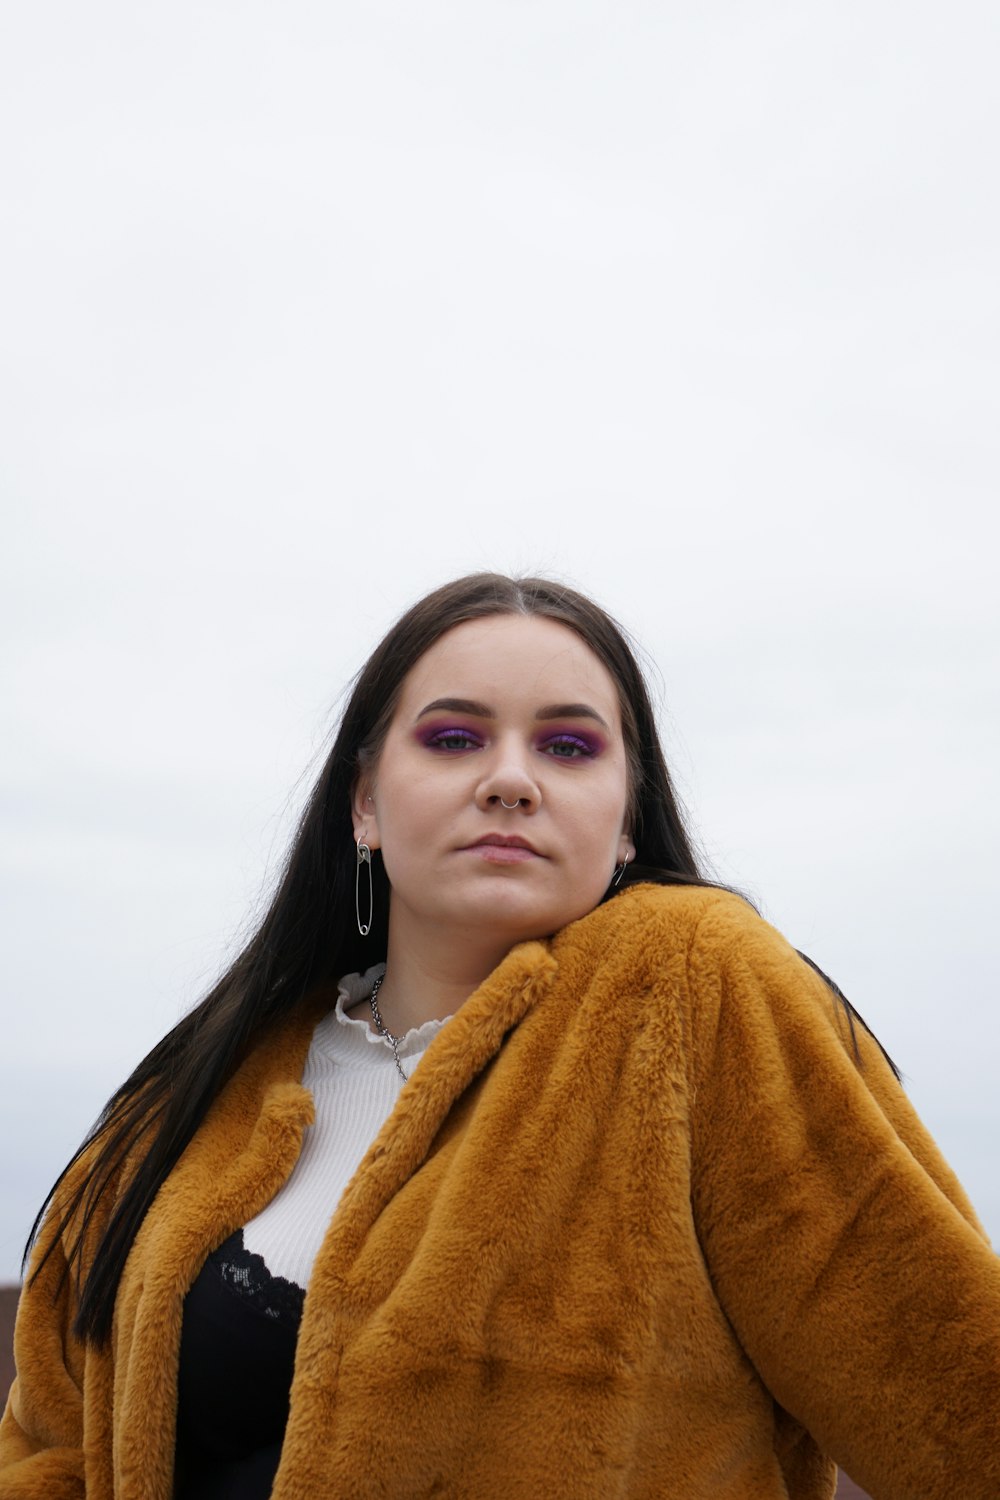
[[351, 776, 381, 850], [619, 832, 636, 865]]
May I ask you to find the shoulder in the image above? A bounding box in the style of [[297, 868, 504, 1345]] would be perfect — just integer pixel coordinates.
[[556, 881, 785, 971], [552, 882, 844, 1043]]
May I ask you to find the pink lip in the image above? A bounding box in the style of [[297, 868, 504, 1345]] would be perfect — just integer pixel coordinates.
[[462, 834, 542, 863], [467, 833, 539, 851]]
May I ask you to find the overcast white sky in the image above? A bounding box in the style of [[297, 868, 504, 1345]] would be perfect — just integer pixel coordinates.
[[2, 1, 998, 1283]]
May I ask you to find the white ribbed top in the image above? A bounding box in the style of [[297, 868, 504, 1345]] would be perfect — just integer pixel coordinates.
[[241, 964, 449, 1289]]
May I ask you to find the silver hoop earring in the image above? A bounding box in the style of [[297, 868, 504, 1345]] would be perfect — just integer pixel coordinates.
[[356, 838, 373, 936], [612, 851, 631, 888], [500, 797, 520, 810]]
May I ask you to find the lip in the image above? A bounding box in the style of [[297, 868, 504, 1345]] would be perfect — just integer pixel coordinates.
[[461, 833, 542, 863], [466, 834, 540, 853]]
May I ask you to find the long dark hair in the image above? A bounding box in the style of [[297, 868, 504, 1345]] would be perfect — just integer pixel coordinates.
[[26, 572, 891, 1344]]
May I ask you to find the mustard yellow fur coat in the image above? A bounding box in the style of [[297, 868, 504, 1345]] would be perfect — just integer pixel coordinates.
[[3, 885, 999, 1498]]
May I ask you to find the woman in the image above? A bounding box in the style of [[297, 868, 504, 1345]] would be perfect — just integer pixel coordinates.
[[2, 573, 998, 1500]]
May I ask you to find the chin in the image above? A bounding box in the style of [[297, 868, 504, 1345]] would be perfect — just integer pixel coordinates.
[[457, 889, 603, 944]]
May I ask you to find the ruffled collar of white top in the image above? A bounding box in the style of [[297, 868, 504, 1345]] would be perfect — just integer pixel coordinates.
[[309, 963, 451, 1068]]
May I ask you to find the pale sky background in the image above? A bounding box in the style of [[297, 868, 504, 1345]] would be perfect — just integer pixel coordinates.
[[2, 2, 998, 1284]]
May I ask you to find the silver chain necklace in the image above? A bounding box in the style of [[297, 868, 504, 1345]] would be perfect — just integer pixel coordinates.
[[369, 973, 407, 1083]]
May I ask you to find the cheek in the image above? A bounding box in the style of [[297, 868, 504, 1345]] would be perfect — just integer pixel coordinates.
[[373, 769, 457, 860], [564, 787, 628, 866], [589, 763, 630, 835]]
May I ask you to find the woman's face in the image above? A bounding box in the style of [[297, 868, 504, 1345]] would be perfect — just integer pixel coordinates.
[[353, 614, 636, 952]]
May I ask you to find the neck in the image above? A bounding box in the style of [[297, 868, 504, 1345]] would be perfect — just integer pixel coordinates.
[[372, 917, 518, 1035]]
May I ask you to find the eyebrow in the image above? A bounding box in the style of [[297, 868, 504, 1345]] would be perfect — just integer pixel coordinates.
[[415, 697, 611, 733]]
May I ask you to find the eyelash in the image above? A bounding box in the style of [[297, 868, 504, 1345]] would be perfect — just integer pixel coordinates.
[[422, 728, 599, 759], [426, 729, 484, 752], [540, 733, 597, 759]]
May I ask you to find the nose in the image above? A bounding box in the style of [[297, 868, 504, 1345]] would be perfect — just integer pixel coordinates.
[[475, 740, 541, 813]]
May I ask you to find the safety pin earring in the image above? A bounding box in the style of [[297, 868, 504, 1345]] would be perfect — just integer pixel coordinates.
[[612, 851, 631, 887], [356, 837, 373, 936]]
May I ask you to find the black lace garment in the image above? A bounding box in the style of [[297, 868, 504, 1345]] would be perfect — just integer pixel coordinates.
[[174, 1229, 306, 1499]]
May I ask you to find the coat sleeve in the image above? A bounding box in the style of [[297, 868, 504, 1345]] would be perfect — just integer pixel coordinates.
[[686, 902, 1000, 1500], [0, 1207, 90, 1498]]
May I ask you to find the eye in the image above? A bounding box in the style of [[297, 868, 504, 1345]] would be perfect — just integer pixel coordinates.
[[424, 727, 484, 752], [540, 733, 599, 759]]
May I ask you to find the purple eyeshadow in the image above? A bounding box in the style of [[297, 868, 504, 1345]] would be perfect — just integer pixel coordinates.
[[415, 722, 604, 756], [538, 730, 603, 756], [417, 723, 484, 749]]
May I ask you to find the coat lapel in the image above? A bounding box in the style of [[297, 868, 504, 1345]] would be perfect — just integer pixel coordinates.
[[309, 939, 556, 1261], [276, 940, 558, 1494]]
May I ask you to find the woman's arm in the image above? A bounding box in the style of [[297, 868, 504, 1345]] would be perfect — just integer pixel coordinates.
[[687, 902, 1000, 1500]]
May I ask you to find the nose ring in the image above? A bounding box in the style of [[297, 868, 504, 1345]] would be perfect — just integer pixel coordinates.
[[499, 797, 520, 810]]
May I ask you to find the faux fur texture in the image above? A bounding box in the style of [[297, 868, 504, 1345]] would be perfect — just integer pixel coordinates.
[[2, 885, 998, 1499]]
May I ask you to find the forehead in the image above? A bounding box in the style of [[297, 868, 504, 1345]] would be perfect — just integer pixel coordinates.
[[395, 614, 622, 722]]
